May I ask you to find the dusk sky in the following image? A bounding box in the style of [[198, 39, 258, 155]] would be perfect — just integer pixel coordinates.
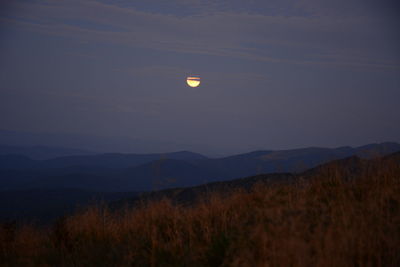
[[0, 0, 399, 155]]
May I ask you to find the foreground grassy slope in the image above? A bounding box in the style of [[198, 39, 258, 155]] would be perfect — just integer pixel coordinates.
[[1, 154, 399, 266]]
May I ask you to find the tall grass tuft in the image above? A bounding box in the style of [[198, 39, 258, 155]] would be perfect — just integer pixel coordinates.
[[1, 157, 399, 266]]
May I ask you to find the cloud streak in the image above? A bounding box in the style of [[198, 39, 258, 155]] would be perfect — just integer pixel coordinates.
[[2, 0, 399, 70]]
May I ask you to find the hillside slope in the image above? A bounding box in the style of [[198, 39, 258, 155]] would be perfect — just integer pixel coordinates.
[[0, 142, 398, 192], [2, 152, 399, 266]]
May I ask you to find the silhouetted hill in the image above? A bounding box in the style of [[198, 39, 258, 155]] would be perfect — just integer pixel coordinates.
[[0, 151, 207, 171], [0, 142, 398, 192], [112, 172, 295, 207], [0, 154, 36, 169], [193, 142, 400, 179], [1, 149, 399, 224], [0, 144, 94, 160], [43, 151, 207, 170], [0, 129, 208, 155], [355, 142, 400, 158], [115, 150, 400, 208], [0, 188, 138, 223], [0, 159, 215, 192], [115, 159, 222, 191]]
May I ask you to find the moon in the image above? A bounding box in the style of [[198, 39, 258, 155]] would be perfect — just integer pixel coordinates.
[[187, 76, 200, 87]]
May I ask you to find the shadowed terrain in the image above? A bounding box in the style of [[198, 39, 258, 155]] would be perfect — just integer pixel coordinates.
[[0, 152, 399, 266], [1, 142, 398, 192], [0, 142, 399, 223]]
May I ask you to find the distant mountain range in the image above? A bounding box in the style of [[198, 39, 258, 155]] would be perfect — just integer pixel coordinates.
[[0, 142, 399, 192], [0, 129, 215, 155], [0, 150, 207, 170], [0, 189, 138, 223], [0, 144, 94, 160], [2, 147, 399, 224], [112, 150, 400, 208]]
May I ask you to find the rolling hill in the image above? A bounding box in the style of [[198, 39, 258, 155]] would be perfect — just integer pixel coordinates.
[[113, 150, 400, 208], [0, 142, 399, 192], [0, 144, 94, 160]]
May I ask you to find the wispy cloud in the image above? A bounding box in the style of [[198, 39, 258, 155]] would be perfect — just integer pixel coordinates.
[[2, 0, 399, 70]]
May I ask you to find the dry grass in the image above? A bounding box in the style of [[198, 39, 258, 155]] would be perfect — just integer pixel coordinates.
[[1, 158, 399, 266]]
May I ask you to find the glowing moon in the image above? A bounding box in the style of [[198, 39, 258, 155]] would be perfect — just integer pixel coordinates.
[[187, 76, 200, 87]]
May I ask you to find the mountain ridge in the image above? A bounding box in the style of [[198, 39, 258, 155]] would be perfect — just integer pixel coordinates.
[[113, 150, 400, 208], [1, 150, 399, 224], [0, 142, 399, 193]]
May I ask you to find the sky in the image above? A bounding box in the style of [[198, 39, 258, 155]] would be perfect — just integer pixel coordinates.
[[0, 0, 399, 155]]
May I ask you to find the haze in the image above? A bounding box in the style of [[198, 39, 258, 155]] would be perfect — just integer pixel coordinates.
[[0, 0, 399, 155]]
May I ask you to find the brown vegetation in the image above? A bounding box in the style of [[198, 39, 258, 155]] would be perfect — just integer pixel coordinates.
[[1, 157, 399, 266]]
